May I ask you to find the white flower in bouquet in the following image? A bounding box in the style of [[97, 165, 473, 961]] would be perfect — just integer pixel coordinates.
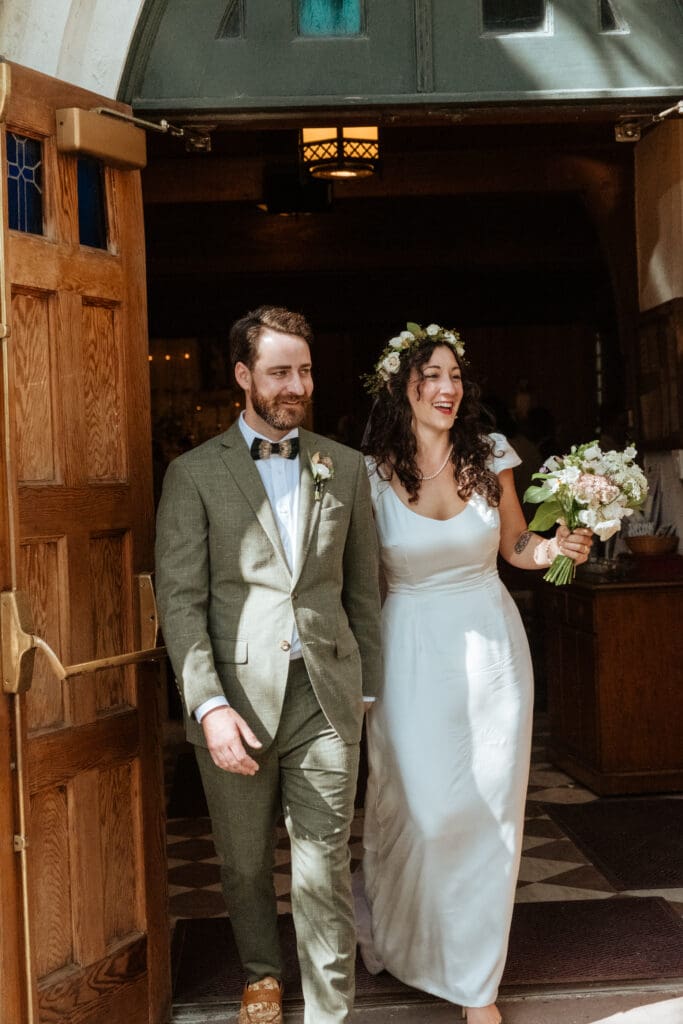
[[524, 440, 648, 585]]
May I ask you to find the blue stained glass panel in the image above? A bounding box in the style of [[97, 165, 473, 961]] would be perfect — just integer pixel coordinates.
[[299, 0, 362, 36], [6, 132, 43, 235], [77, 157, 107, 250]]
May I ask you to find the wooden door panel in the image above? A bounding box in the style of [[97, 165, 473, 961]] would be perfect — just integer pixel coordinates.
[[30, 785, 73, 976], [0, 60, 169, 1024], [90, 531, 133, 712], [11, 242, 125, 297], [27, 713, 140, 792], [38, 940, 148, 1024], [83, 303, 127, 481], [19, 538, 68, 731], [13, 290, 57, 482]]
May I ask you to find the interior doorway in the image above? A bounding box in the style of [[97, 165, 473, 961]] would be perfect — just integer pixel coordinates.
[[143, 121, 631, 488], [143, 119, 672, 1013]]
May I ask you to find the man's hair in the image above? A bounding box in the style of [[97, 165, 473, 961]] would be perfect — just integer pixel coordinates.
[[229, 306, 314, 370]]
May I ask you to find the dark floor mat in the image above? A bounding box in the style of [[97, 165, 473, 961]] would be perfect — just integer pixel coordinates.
[[545, 798, 683, 890], [172, 914, 421, 1006], [503, 897, 683, 986], [172, 897, 683, 1005]]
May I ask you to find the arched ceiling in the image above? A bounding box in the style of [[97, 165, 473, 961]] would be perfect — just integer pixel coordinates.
[[124, 0, 683, 119], [0, 0, 144, 97], [1, 0, 683, 116]]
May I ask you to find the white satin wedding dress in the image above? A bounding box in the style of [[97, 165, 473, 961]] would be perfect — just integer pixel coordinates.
[[360, 434, 533, 1008]]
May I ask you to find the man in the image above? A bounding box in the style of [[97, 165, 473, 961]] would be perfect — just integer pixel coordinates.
[[156, 306, 382, 1024]]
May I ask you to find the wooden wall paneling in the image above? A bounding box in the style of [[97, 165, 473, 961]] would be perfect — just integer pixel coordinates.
[[637, 299, 683, 448], [664, 301, 683, 444], [12, 290, 57, 483], [142, 148, 629, 206], [100, 762, 140, 945], [19, 540, 67, 732], [82, 302, 125, 482], [28, 786, 73, 977], [145, 199, 600, 277]]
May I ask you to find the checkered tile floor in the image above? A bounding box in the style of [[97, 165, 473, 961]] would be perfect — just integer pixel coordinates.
[[166, 720, 683, 926]]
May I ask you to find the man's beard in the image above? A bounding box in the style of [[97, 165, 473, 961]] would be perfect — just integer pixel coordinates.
[[251, 386, 310, 431]]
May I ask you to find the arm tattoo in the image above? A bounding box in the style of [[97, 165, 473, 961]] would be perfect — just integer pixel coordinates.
[[514, 531, 533, 555]]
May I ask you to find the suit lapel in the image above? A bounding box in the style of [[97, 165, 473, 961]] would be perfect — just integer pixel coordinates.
[[218, 422, 291, 575], [293, 431, 321, 585]]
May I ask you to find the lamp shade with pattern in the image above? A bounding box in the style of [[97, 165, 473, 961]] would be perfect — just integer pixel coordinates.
[[300, 126, 379, 179]]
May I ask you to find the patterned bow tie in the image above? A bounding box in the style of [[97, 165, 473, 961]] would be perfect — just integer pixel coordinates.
[[250, 436, 300, 461]]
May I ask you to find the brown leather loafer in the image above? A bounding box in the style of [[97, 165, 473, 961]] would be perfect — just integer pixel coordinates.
[[238, 976, 283, 1024]]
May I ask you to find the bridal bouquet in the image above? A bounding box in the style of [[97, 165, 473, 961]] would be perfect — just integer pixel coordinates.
[[523, 441, 648, 585]]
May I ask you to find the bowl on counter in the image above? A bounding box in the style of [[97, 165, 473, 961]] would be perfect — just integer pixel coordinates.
[[625, 535, 678, 556]]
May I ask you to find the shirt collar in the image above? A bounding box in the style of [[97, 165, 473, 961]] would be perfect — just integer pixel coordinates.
[[238, 411, 299, 449]]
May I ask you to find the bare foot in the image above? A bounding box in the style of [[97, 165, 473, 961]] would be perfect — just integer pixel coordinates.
[[464, 1005, 502, 1024]]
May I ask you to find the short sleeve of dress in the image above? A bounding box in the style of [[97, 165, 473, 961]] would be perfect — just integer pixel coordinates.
[[487, 432, 522, 474]]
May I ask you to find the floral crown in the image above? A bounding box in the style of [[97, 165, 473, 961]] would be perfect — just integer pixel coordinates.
[[363, 321, 466, 395]]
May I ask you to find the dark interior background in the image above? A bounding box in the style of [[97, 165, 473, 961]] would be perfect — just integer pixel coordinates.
[[143, 123, 631, 496]]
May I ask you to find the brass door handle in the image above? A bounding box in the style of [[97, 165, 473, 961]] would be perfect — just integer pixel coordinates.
[[1, 575, 166, 694]]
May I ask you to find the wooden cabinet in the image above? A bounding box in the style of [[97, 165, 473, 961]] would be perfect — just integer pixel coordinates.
[[543, 575, 683, 795]]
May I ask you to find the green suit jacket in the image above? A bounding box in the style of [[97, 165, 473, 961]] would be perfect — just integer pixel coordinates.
[[155, 421, 382, 748]]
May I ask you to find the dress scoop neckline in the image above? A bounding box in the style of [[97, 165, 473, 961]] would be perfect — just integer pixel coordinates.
[[387, 482, 471, 523]]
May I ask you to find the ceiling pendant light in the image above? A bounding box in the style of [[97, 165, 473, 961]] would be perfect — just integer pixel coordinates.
[[299, 126, 379, 180]]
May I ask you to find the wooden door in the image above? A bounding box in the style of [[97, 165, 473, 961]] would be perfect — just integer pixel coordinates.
[[0, 61, 170, 1024]]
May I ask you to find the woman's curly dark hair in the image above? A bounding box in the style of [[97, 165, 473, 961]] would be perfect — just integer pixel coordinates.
[[362, 341, 502, 506]]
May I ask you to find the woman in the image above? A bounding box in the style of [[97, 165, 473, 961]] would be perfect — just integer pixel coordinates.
[[358, 324, 592, 1024]]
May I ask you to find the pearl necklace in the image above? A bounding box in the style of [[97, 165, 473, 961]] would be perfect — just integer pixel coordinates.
[[419, 444, 454, 481]]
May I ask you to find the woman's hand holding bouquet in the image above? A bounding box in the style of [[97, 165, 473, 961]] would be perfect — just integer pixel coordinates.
[[524, 441, 648, 586]]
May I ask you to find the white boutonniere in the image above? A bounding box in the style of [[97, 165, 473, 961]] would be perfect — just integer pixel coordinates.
[[310, 452, 334, 501]]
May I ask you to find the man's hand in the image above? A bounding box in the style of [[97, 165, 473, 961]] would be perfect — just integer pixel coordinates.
[[201, 706, 262, 775]]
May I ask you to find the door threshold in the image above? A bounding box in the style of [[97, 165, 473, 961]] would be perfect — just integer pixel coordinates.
[[171, 979, 683, 1022]]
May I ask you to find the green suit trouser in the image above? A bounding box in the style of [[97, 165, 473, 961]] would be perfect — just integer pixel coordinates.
[[195, 659, 360, 1024]]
